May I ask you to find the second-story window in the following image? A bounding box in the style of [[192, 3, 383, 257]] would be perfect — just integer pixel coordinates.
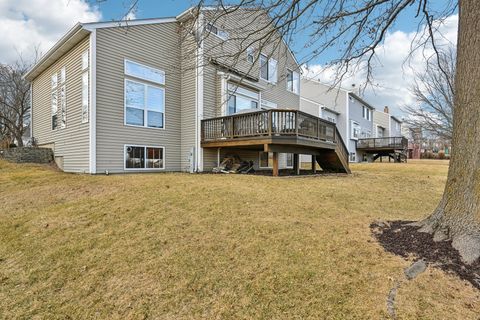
[[124, 60, 165, 129], [286, 69, 300, 94], [206, 22, 229, 40], [260, 54, 277, 83], [362, 106, 371, 121]]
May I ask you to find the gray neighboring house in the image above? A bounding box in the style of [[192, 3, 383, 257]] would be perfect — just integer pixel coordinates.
[[25, 7, 312, 174], [299, 78, 374, 162]]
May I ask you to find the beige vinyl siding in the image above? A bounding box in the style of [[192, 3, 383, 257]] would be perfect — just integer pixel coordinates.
[[373, 110, 391, 136], [300, 98, 321, 117], [95, 23, 182, 173], [202, 9, 300, 115], [31, 36, 90, 173]]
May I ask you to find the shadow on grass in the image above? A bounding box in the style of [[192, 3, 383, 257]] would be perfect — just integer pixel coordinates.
[[370, 220, 480, 290]]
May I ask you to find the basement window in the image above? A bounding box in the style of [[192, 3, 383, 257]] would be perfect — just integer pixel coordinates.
[[259, 152, 273, 168], [125, 145, 165, 170]]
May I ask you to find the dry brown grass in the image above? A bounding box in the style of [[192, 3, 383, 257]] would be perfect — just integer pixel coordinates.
[[0, 159, 479, 319]]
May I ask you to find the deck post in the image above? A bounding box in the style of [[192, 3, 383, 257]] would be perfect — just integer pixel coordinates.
[[272, 152, 279, 177], [311, 155, 317, 174], [293, 153, 300, 175]]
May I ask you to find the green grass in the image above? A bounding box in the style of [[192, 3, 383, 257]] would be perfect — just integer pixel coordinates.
[[1, 159, 479, 319]]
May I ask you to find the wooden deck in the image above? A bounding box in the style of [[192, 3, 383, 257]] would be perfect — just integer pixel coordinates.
[[201, 109, 350, 174], [357, 137, 408, 163]]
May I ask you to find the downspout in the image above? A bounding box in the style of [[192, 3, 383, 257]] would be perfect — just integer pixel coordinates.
[[195, 11, 204, 172], [89, 29, 97, 174]]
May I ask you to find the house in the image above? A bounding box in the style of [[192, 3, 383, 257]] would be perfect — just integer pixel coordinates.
[[25, 7, 350, 175], [299, 78, 375, 162], [360, 106, 407, 162]]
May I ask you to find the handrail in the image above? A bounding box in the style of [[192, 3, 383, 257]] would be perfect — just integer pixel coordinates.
[[201, 109, 339, 143], [356, 137, 408, 149]]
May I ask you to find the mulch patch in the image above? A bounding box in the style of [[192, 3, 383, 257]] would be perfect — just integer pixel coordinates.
[[371, 220, 480, 290]]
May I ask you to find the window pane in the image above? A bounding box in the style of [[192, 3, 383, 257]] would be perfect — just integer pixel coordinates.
[[236, 95, 256, 112], [125, 60, 165, 85], [146, 147, 163, 168], [147, 111, 163, 128], [60, 85, 66, 128], [82, 72, 89, 123], [268, 58, 277, 83], [51, 74, 57, 89], [293, 71, 300, 94], [126, 80, 145, 109], [260, 55, 268, 80], [287, 70, 293, 91], [147, 86, 164, 112], [126, 107, 144, 126], [125, 146, 145, 168], [60, 67, 66, 84], [228, 95, 236, 115], [286, 153, 293, 167]]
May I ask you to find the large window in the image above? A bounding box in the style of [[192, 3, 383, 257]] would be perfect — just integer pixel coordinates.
[[260, 54, 277, 83], [124, 60, 165, 129], [259, 152, 273, 168], [227, 83, 259, 115], [82, 50, 89, 123], [125, 145, 164, 170], [286, 69, 300, 94]]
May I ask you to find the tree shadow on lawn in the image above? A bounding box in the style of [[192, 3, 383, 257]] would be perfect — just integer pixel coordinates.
[[370, 220, 480, 290]]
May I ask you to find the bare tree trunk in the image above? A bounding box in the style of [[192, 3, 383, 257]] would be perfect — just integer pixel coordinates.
[[418, 0, 480, 264]]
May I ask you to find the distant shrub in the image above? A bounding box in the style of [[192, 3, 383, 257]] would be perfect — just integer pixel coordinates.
[[438, 151, 446, 159]]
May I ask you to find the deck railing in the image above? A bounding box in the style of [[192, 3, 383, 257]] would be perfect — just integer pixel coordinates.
[[357, 137, 408, 150], [201, 109, 337, 142]]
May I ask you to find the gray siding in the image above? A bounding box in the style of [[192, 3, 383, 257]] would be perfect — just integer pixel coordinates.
[[95, 23, 182, 173], [348, 95, 374, 162], [390, 118, 402, 136], [31, 36, 90, 173]]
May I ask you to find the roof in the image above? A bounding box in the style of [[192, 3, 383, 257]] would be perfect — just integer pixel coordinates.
[[391, 115, 402, 123], [349, 92, 375, 110], [24, 23, 89, 81], [321, 106, 341, 115]]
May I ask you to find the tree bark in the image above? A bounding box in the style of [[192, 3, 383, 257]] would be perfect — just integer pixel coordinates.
[[417, 0, 480, 264]]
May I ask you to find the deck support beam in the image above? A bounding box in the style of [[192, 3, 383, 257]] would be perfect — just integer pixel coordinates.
[[311, 155, 317, 174], [272, 152, 279, 177], [293, 154, 300, 175]]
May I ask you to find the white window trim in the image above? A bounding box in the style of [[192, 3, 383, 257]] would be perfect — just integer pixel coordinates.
[[123, 144, 166, 171], [124, 59, 165, 85], [286, 68, 300, 95], [259, 54, 277, 84], [82, 50, 89, 70], [259, 152, 273, 169], [59, 84, 66, 129], [124, 78, 166, 130], [351, 120, 360, 140]]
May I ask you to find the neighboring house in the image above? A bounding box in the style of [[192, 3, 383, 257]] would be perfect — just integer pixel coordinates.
[[26, 7, 349, 174], [299, 78, 374, 163]]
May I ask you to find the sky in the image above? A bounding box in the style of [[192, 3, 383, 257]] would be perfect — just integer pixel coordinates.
[[0, 0, 458, 116]]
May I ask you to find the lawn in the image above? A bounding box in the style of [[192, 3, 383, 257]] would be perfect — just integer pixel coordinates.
[[1, 159, 479, 319]]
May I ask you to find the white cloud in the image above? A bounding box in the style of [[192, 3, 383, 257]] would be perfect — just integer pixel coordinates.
[[0, 0, 101, 64], [303, 14, 458, 117]]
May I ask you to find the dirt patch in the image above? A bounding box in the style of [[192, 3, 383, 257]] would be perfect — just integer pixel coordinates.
[[371, 220, 480, 290]]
